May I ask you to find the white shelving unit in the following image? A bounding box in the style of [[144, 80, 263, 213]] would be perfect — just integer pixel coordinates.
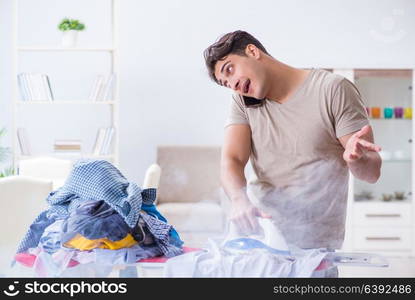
[[333, 68, 415, 257], [11, 0, 120, 170]]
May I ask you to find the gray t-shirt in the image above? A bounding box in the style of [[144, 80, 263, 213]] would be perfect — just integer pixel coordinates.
[[225, 68, 369, 249]]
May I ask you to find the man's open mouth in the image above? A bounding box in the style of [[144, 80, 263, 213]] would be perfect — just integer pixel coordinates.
[[243, 79, 250, 94]]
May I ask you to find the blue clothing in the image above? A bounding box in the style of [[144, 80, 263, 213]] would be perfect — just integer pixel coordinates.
[[142, 203, 182, 248], [60, 199, 183, 254], [18, 211, 55, 254], [17, 159, 183, 256], [140, 213, 180, 257], [39, 220, 64, 253], [61, 200, 134, 243]]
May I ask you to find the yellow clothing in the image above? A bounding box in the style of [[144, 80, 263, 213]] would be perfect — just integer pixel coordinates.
[[64, 233, 137, 251]]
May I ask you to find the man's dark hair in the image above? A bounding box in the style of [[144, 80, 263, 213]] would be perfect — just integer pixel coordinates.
[[203, 30, 269, 84]]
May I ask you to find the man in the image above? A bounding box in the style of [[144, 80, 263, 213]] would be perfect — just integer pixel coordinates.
[[203, 30, 382, 251]]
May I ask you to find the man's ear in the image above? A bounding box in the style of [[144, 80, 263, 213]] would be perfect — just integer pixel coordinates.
[[245, 44, 261, 59]]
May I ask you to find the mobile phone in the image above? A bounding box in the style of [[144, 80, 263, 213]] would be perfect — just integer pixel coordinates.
[[243, 96, 264, 107]]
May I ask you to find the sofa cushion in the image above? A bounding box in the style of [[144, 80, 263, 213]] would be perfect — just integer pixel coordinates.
[[157, 202, 225, 232]]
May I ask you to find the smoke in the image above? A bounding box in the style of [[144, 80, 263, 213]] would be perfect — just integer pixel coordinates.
[[164, 156, 351, 251], [246, 157, 349, 250], [158, 156, 350, 251]]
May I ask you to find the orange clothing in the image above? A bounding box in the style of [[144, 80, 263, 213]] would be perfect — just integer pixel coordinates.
[[64, 233, 137, 250]]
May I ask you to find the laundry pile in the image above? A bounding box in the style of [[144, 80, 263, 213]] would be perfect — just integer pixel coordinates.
[[14, 159, 183, 277]]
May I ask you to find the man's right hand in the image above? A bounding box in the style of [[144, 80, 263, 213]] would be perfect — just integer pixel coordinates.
[[230, 195, 271, 235]]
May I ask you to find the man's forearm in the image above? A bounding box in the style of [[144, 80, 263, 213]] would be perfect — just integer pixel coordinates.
[[221, 158, 249, 202], [348, 152, 381, 183]]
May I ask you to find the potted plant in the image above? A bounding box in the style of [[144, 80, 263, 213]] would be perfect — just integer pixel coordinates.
[[58, 18, 86, 47]]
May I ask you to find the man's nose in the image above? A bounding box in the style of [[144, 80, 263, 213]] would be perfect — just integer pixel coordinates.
[[230, 80, 240, 91]]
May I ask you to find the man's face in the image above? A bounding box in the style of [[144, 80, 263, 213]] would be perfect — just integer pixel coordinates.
[[214, 51, 267, 99]]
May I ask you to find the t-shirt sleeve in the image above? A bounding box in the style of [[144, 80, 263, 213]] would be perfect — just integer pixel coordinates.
[[224, 94, 249, 128], [331, 78, 370, 138]]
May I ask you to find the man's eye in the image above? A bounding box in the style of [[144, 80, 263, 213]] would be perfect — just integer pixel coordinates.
[[226, 66, 233, 73]]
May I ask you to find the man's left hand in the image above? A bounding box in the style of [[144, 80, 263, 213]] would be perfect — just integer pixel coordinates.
[[343, 125, 381, 163]]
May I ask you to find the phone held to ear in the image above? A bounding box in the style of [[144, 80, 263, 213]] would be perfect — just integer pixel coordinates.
[[243, 96, 264, 107]]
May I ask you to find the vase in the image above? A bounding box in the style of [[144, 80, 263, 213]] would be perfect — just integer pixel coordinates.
[[61, 30, 78, 47]]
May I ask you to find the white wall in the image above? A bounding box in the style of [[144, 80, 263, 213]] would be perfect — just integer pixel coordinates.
[[0, 0, 13, 170], [1, 0, 415, 183]]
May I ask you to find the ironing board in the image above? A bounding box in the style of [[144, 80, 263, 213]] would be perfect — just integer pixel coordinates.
[[14, 246, 201, 277], [14, 246, 388, 278]]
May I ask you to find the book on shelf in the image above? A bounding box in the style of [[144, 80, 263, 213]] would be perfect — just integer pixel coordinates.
[[92, 127, 115, 156], [92, 128, 106, 156], [88, 75, 104, 102], [17, 72, 54, 101], [54, 140, 82, 152], [44, 74, 54, 100], [101, 127, 115, 155], [89, 73, 116, 102], [17, 128, 31, 155]]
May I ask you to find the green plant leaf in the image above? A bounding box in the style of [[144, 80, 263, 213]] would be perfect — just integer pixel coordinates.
[[58, 18, 85, 31]]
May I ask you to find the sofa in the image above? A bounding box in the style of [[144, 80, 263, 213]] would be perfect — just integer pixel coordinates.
[[0, 176, 53, 275]]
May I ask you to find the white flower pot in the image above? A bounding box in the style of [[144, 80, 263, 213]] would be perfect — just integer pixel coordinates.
[[61, 30, 78, 47]]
